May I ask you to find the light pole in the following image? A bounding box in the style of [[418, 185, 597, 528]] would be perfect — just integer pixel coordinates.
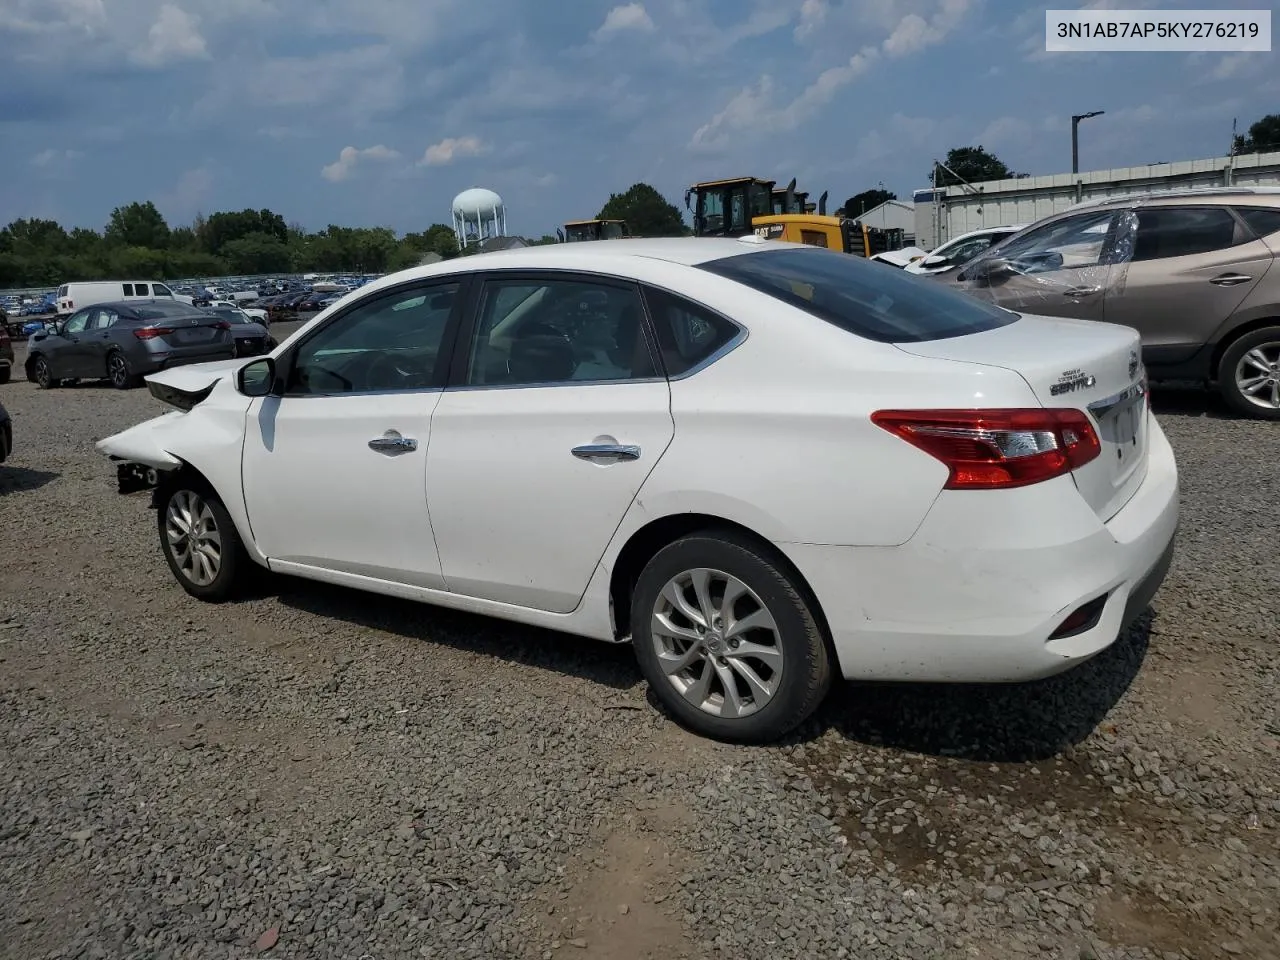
[[1072, 111, 1104, 174]]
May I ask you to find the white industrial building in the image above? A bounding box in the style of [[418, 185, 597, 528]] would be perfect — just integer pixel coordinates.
[[913, 149, 1280, 251], [851, 199, 916, 246]]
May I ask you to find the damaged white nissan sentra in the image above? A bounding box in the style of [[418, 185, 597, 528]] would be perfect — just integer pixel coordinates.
[[97, 236, 1179, 743]]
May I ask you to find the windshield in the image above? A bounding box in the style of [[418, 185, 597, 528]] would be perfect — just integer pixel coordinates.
[[699, 246, 1018, 343], [564, 224, 598, 242]]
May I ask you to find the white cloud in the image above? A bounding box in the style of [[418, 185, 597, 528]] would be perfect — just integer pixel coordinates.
[[130, 4, 209, 68], [321, 144, 401, 182], [882, 0, 972, 57], [418, 136, 488, 167], [593, 3, 654, 39], [30, 148, 83, 167], [794, 0, 826, 40]]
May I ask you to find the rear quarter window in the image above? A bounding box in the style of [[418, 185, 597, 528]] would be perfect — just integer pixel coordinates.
[[699, 246, 1017, 343], [1235, 206, 1280, 239]]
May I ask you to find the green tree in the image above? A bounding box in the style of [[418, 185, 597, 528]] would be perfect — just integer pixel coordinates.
[[597, 183, 686, 237], [219, 232, 294, 274], [934, 146, 1022, 186], [201, 208, 288, 255], [841, 189, 897, 216], [1234, 113, 1280, 154], [400, 223, 460, 260], [105, 201, 170, 249]]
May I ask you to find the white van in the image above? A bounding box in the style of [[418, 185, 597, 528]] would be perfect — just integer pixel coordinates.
[[56, 281, 195, 316]]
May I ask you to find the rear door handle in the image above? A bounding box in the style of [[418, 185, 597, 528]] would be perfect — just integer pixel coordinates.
[[368, 431, 417, 454], [1209, 273, 1253, 286], [572, 443, 641, 463], [1062, 286, 1102, 297]]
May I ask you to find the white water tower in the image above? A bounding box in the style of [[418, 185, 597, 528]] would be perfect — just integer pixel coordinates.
[[452, 187, 506, 248]]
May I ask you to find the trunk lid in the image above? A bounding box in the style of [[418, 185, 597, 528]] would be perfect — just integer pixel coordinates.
[[156, 316, 228, 351], [894, 313, 1148, 521]]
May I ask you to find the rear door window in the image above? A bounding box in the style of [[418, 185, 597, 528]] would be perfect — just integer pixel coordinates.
[[698, 246, 1017, 343], [1131, 207, 1244, 260]]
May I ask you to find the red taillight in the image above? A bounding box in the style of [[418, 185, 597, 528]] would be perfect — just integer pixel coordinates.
[[870, 408, 1102, 490], [133, 326, 175, 340], [214, 321, 231, 330]]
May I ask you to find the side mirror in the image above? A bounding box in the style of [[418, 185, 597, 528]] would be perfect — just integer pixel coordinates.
[[962, 257, 1014, 285], [236, 357, 275, 397], [922, 254, 951, 268]]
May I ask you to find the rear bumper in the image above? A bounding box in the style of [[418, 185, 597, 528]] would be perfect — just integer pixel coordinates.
[[136, 349, 236, 374], [780, 415, 1180, 683]]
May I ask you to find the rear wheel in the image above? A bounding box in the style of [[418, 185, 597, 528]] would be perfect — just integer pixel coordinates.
[[157, 483, 249, 602], [1219, 326, 1280, 420], [107, 351, 138, 390], [630, 532, 832, 744]]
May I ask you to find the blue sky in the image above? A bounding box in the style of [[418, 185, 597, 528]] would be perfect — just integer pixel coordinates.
[[1, 0, 1276, 238]]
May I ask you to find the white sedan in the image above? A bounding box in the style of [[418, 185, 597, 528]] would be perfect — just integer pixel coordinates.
[[97, 236, 1179, 743]]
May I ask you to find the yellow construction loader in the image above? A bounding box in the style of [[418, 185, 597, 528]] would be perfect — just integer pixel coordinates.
[[558, 219, 631, 242], [684, 177, 901, 257]]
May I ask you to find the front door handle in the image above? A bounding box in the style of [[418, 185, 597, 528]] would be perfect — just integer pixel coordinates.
[[368, 431, 417, 454], [1209, 273, 1253, 286], [1062, 286, 1102, 297], [572, 443, 641, 463]]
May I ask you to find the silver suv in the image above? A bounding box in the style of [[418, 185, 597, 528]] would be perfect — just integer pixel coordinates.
[[940, 188, 1280, 419]]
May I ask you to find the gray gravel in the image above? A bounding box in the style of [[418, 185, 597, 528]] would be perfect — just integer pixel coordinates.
[[1, 334, 1278, 960]]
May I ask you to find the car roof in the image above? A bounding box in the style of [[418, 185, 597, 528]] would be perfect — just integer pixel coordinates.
[[1068, 186, 1280, 211], [352, 236, 777, 297]]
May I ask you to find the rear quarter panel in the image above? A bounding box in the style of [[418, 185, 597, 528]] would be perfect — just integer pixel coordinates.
[[601, 259, 1041, 549]]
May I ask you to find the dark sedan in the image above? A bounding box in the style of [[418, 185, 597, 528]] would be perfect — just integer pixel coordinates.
[[25, 299, 236, 390], [0, 396, 11, 463], [204, 305, 277, 357]]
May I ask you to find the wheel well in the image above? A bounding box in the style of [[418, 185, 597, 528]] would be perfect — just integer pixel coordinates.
[[149, 460, 216, 510], [1210, 317, 1280, 380], [608, 513, 835, 653]]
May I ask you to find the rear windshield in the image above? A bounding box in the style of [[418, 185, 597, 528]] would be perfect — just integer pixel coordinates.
[[698, 246, 1018, 343]]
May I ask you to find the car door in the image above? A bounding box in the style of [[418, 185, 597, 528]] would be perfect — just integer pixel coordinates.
[[50, 308, 94, 377], [240, 278, 466, 588], [1102, 204, 1275, 362], [951, 209, 1118, 321], [83, 307, 120, 375], [426, 271, 676, 613]]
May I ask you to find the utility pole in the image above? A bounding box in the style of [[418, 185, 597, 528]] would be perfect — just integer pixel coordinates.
[[1071, 111, 1105, 174]]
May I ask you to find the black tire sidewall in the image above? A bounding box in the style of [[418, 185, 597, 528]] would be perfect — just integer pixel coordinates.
[[33, 357, 53, 389], [1220, 327, 1280, 420], [630, 533, 830, 744], [157, 484, 244, 602], [107, 352, 130, 389]]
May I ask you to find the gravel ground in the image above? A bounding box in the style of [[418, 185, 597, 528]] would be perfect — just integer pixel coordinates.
[[1, 331, 1277, 960]]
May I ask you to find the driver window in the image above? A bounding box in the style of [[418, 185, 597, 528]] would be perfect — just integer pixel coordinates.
[[64, 311, 90, 334], [987, 211, 1115, 274], [285, 282, 459, 396], [466, 277, 656, 388]]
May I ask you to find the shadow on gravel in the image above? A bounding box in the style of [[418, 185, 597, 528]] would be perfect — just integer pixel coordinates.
[[1148, 384, 1235, 420], [276, 579, 642, 692], [0, 466, 59, 495], [808, 613, 1153, 763]]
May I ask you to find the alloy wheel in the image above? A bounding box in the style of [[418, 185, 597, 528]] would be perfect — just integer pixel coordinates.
[[33, 357, 51, 388], [1234, 342, 1280, 411], [108, 354, 129, 388], [164, 490, 223, 587], [649, 567, 784, 719]]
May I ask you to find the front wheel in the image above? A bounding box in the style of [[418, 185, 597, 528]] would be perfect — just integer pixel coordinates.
[[31, 355, 56, 389], [630, 532, 832, 744], [157, 483, 249, 602]]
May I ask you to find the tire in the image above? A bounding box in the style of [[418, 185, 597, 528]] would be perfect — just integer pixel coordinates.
[[31, 355, 56, 389], [630, 531, 832, 744], [0, 366, 10, 385], [1219, 326, 1280, 420], [107, 350, 138, 390], [156, 481, 250, 602]]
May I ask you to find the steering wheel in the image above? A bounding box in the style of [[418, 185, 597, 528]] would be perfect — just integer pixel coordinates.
[[362, 352, 416, 390]]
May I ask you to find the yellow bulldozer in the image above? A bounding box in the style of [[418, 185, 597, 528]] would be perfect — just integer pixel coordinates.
[[558, 219, 631, 242], [683, 177, 902, 257]]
